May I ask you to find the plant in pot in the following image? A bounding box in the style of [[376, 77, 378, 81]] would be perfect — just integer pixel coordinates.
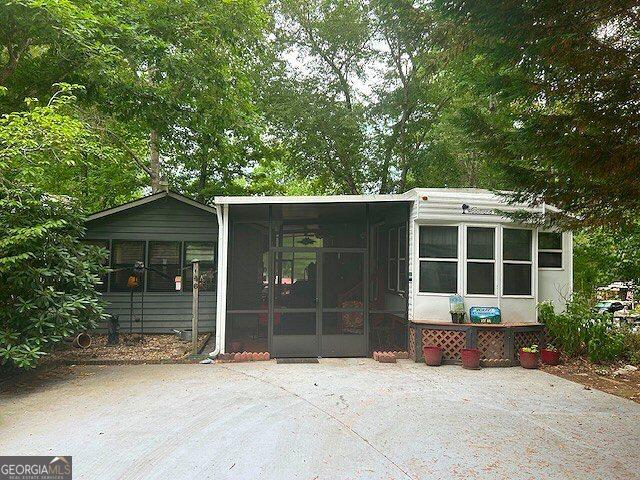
[[540, 344, 561, 365], [423, 345, 443, 366], [519, 344, 540, 369], [449, 294, 466, 323], [460, 348, 481, 369]]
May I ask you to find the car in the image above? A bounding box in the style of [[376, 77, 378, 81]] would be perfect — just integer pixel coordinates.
[[593, 300, 625, 314]]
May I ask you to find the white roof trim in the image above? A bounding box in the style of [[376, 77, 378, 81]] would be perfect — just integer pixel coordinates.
[[214, 192, 415, 205], [86, 191, 216, 221]]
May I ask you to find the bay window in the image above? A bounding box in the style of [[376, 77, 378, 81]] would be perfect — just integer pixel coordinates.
[[419, 226, 458, 293], [502, 228, 532, 296]]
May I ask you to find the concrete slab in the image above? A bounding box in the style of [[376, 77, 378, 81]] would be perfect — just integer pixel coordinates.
[[1, 360, 639, 479]]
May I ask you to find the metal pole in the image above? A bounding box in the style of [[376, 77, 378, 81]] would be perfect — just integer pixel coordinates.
[[192, 260, 199, 353]]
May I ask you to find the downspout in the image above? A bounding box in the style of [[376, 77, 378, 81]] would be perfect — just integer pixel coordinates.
[[210, 203, 228, 358]]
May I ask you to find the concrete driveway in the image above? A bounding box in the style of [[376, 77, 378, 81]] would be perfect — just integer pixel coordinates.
[[1, 359, 639, 480]]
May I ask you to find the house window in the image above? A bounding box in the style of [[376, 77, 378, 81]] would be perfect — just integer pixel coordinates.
[[111, 241, 145, 292], [82, 239, 109, 292], [503, 228, 532, 296], [419, 226, 458, 293], [398, 225, 407, 293], [538, 232, 563, 268], [184, 242, 216, 291], [466, 227, 495, 295], [388, 227, 398, 291], [148, 242, 181, 292]]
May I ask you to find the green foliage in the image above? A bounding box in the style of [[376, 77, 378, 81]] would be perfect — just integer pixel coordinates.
[[623, 330, 640, 365], [522, 344, 539, 354], [0, 183, 108, 369], [539, 299, 627, 364]]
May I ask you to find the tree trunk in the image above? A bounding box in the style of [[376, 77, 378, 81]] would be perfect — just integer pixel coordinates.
[[149, 129, 161, 192]]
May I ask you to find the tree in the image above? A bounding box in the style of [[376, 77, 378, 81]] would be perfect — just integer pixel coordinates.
[[432, 0, 640, 227], [0, 183, 108, 369]]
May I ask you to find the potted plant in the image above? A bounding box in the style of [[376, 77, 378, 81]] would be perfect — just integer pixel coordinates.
[[519, 344, 540, 369], [460, 348, 481, 369], [540, 345, 561, 365], [423, 345, 443, 366]]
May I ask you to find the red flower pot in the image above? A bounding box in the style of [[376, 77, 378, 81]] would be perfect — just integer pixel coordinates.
[[460, 348, 481, 369], [423, 346, 443, 366], [519, 349, 539, 369], [540, 349, 560, 366]]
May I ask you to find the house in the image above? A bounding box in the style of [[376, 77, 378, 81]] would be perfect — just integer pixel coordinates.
[[84, 188, 572, 361]]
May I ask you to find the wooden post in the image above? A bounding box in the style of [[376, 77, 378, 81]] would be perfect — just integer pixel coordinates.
[[192, 260, 199, 354]]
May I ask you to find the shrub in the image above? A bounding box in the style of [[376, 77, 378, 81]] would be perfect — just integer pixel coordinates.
[[0, 183, 108, 369], [623, 329, 640, 365], [538, 297, 628, 363]]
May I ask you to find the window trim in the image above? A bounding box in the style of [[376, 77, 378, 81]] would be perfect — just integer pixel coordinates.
[[464, 225, 497, 297], [501, 227, 534, 298], [538, 231, 564, 271], [417, 224, 460, 296]]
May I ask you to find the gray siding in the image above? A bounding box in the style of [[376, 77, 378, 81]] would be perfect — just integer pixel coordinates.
[[85, 196, 218, 240], [98, 292, 215, 333], [85, 195, 218, 333]]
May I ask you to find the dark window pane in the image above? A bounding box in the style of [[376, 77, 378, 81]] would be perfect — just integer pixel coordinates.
[[184, 242, 216, 292], [274, 312, 316, 336], [539, 232, 562, 250], [467, 262, 495, 295], [539, 252, 562, 268], [503, 264, 532, 295], [503, 229, 532, 261], [111, 241, 145, 292], [226, 313, 267, 353], [419, 226, 458, 258], [322, 252, 363, 308], [322, 312, 364, 335], [467, 227, 495, 260], [230, 222, 269, 309], [274, 251, 316, 308], [398, 226, 407, 258], [419, 261, 457, 293], [148, 242, 180, 292]]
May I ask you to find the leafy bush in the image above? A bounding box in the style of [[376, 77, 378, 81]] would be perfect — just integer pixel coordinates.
[[0, 183, 108, 368], [623, 329, 640, 365], [538, 298, 627, 363]]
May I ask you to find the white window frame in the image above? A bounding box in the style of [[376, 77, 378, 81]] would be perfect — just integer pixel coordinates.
[[538, 231, 563, 271], [417, 224, 460, 296], [464, 225, 498, 297], [397, 225, 407, 293], [501, 226, 534, 298]]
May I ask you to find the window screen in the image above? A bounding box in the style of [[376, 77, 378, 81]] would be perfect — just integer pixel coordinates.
[[419, 226, 458, 293], [503, 229, 532, 295], [538, 232, 563, 268], [466, 227, 495, 295], [148, 242, 181, 292], [111, 241, 145, 292], [184, 242, 216, 292]]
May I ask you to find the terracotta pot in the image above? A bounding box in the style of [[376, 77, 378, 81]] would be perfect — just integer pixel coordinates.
[[540, 349, 560, 366], [460, 348, 481, 369], [422, 346, 443, 366], [519, 349, 539, 369]]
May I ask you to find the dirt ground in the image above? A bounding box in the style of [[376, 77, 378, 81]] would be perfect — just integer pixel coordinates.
[[45, 333, 209, 363], [541, 356, 640, 404]]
